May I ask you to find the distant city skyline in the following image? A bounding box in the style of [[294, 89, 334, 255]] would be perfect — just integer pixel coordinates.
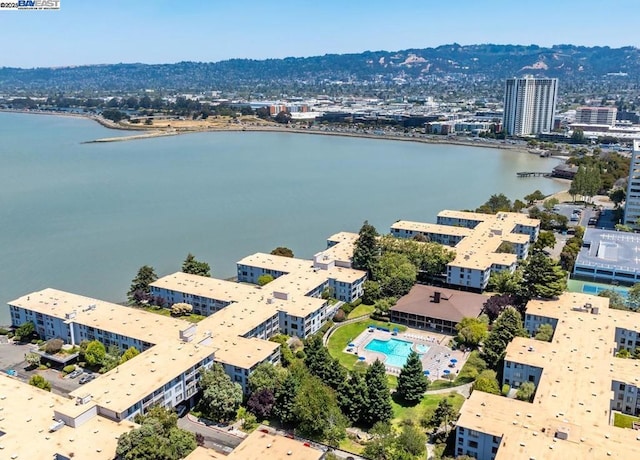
[[1, 0, 638, 68]]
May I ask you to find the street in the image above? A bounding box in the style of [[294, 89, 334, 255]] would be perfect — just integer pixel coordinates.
[[178, 414, 244, 454]]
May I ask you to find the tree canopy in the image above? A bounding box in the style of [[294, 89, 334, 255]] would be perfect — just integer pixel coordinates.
[[28, 374, 51, 392], [472, 369, 500, 395], [270, 247, 294, 258], [456, 317, 489, 348], [516, 381, 536, 401], [84, 340, 106, 367], [396, 350, 427, 404], [352, 220, 380, 275], [521, 252, 566, 299], [480, 307, 527, 369], [128, 265, 158, 304], [372, 252, 417, 298], [364, 359, 393, 426], [116, 406, 196, 460], [181, 253, 211, 277], [534, 324, 554, 342], [197, 364, 243, 423]]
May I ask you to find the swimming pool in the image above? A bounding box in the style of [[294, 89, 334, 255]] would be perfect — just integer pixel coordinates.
[[365, 338, 426, 367]]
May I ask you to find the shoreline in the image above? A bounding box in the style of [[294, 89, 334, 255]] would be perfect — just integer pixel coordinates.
[[1, 108, 541, 155]]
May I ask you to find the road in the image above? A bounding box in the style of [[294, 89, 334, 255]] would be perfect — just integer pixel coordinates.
[[178, 414, 244, 454]]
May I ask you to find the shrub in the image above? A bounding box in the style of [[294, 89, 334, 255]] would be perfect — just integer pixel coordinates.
[[63, 365, 76, 375], [170, 302, 193, 316], [341, 303, 354, 315], [333, 309, 346, 322], [501, 384, 510, 396], [295, 350, 305, 359], [45, 338, 64, 355], [351, 298, 363, 307], [0, 328, 9, 335]]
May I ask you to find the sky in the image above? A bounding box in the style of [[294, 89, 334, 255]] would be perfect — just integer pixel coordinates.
[[1, 0, 638, 68]]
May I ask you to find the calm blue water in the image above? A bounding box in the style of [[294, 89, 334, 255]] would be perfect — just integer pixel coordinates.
[[365, 338, 422, 367], [0, 112, 567, 325]]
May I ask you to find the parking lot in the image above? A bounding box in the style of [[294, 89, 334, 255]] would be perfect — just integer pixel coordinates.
[[0, 342, 88, 396]]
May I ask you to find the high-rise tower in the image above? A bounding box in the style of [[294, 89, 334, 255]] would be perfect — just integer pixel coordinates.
[[624, 140, 640, 227], [503, 77, 558, 136]]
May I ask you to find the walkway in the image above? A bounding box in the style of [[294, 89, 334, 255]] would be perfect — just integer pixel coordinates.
[[426, 382, 472, 398]]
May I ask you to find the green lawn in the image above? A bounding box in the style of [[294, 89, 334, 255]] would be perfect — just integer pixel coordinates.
[[141, 306, 205, 323], [339, 436, 365, 454], [327, 319, 407, 371], [391, 392, 464, 427], [614, 412, 640, 429], [347, 304, 375, 320]]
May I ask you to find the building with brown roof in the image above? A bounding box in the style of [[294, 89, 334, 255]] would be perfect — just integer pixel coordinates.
[[390, 285, 487, 334]]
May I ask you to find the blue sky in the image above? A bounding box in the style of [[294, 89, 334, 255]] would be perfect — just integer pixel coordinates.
[[1, 0, 638, 68]]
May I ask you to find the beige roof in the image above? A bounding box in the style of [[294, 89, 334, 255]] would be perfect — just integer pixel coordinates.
[[437, 209, 491, 222], [327, 266, 367, 284], [151, 272, 261, 303], [457, 292, 640, 458], [266, 269, 328, 297], [213, 337, 281, 369], [0, 375, 136, 459], [237, 253, 312, 273], [449, 212, 538, 270], [391, 220, 473, 237], [225, 429, 324, 460], [11, 288, 187, 344], [69, 340, 216, 415], [196, 300, 279, 338]]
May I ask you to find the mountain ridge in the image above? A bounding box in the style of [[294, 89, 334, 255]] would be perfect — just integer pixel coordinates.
[[1, 43, 638, 93]]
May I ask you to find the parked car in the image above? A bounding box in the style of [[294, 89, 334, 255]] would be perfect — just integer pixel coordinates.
[[68, 369, 83, 379], [79, 373, 95, 384]]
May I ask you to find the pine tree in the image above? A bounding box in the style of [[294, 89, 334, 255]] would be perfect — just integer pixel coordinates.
[[396, 350, 427, 404], [481, 307, 527, 369], [127, 265, 157, 304], [273, 372, 299, 426], [364, 359, 393, 426], [522, 252, 566, 299], [337, 372, 368, 424], [352, 220, 380, 276], [181, 253, 211, 277], [304, 335, 345, 389]]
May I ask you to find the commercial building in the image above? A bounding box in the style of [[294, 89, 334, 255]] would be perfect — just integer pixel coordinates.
[[391, 210, 540, 291], [455, 293, 640, 459], [625, 140, 640, 226], [572, 227, 640, 285], [575, 106, 617, 126], [389, 285, 486, 334], [503, 76, 558, 136]]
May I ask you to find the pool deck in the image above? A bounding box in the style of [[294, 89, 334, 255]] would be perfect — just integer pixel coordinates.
[[345, 327, 468, 380]]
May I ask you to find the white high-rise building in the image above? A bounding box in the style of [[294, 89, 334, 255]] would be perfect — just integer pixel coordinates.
[[624, 140, 640, 227], [503, 76, 558, 136]]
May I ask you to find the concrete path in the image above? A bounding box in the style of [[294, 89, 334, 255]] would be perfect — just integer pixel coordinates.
[[426, 382, 472, 398]]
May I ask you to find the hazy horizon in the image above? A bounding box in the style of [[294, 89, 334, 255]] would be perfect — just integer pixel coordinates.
[[1, 0, 638, 68]]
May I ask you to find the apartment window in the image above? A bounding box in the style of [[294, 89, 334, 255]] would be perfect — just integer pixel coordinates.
[[468, 440, 478, 448], [468, 430, 479, 438], [620, 384, 626, 391]]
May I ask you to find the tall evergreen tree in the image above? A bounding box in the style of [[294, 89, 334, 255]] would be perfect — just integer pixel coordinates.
[[352, 220, 380, 276], [337, 372, 368, 424], [522, 252, 566, 300], [304, 335, 345, 389], [181, 253, 211, 277], [364, 359, 393, 426], [273, 372, 299, 426], [127, 265, 157, 304], [480, 307, 527, 369], [396, 350, 427, 404]]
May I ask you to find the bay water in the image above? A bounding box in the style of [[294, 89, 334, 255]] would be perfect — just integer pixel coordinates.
[[0, 112, 566, 325]]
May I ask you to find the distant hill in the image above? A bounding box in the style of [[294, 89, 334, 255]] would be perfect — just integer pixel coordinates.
[[0, 44, 638, 93]]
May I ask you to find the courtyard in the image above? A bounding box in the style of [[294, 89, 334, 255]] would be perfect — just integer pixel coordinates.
[[343, 325, 468, 380]]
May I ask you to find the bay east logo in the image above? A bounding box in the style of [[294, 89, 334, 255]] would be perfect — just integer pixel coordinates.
[[0, 0, 60, 9]]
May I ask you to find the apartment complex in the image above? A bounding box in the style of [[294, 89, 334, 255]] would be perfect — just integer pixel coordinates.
[[575, 106, 617, 126], [456, 293, 640, 459], [236, 232, 366, 303], [391, 210, 539, 291], [503, 76, 558, 136], [624, 140, 640, 227]]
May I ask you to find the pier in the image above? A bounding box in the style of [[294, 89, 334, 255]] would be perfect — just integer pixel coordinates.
[[516, 171, 551, 178]]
